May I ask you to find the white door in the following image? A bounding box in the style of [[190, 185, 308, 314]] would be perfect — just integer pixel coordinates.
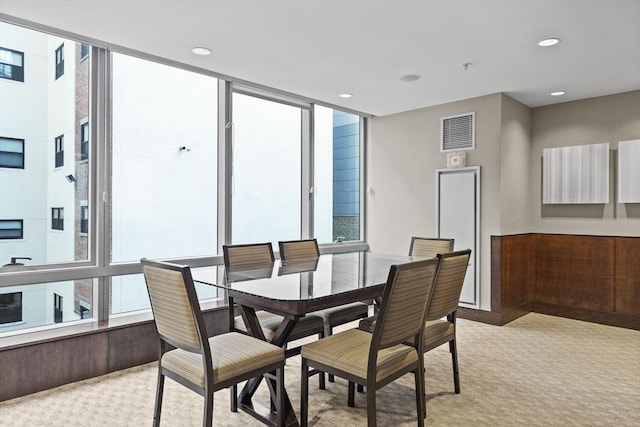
[[436, 166, 480, 308]]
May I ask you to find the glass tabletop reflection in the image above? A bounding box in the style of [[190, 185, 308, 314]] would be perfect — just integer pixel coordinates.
[[193, 251, 415, 302]]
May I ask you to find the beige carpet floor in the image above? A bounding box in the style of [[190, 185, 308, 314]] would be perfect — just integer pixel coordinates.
[[1, 313, 638, 426]]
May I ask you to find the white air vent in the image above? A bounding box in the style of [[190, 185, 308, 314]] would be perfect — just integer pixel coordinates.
[[441, 112, 475, 152]]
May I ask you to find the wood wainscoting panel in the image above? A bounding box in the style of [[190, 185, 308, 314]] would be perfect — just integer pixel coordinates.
[[535, 235, 615, 312], [491, 234, 534, 323], [615, 237, 640, 316]]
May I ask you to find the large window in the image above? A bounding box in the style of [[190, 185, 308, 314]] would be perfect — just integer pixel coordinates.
[[314, 106, 361, 243], [0, 19, 366, 333], [231, 93, 302, 245], [110, 52, 218, 313], [0, 137, 24, 168], [0, 46, 24, 82]]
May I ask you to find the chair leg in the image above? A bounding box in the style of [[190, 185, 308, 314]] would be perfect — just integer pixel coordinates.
[[415, 368, 425, 427], [153, 369, 165, 427], [276, 367, 285, 427], [450, 338, 461, 394], [366, 381, 377, 427], [323, 323, 335, 383], [300, 358, 310, 427], [230, 385, 238, 412], [203, 387, 214, 427]]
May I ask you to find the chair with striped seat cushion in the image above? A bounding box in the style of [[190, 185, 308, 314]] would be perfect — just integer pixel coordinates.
[[278, 239, 370, 374], [141, 258, 285, 427], [223, 243, 325, 411], [358, 249, 471, 396], [409, 236, 454, 259], [300, 258, 439, 427], [223, 243, 324, 350]]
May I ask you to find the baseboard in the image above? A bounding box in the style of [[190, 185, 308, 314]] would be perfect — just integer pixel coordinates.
[[457, 307, 503, 325], [531, 302, 640, 331]]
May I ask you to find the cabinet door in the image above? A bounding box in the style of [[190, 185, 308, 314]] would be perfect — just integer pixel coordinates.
[[437, 167, 480, 308]]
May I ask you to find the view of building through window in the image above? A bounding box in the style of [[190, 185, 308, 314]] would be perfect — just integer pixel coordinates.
[[314, 106, 361, 243], [0, 20, 364, 332], [0, 22, 92, 332]]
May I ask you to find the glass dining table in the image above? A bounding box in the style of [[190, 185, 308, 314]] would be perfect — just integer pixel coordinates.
[[192, 251, 415, 426]]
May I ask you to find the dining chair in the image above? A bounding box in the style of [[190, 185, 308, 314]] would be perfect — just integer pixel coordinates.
[[140, 258, 285, 427], [223, 242, 276, 268], [409, 236, 455, 258], [223, 242, 326, 410], [278, 238, 370, 383], [358, 249, 471, 397], [300, 258, 439, 427], [223, 243, 325, 345]]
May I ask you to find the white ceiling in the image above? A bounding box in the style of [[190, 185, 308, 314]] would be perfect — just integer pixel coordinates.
[[1, 0, 639, 116]]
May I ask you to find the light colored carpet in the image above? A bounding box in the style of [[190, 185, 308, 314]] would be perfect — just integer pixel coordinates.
[[1, 313, 638, 426]]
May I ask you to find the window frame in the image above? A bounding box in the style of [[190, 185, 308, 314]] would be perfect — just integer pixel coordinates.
[[80, 204, 88, 234], [80, 120, 89, 161], [80, 43, 89, 61], [54, 134, 64, 168], [51, 207, 64, 231], [0, 46, 24, 82], [0, 292, 23, 324], [0, 219, 24, 240], [0, 136, 25, 169], [55, 43, 64, 79]]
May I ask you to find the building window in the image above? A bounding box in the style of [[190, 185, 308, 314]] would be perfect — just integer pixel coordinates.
[[80, 205, 88, 234], [80, 43, 89, 61], [0, 47, 24, 82], [0, 137, 25, 169], [0, 220, 23, 239], [80, 121, 89, 161], [0, 292, 22, 324], [54, 293, 63, 323], [55, 135, 64, 168], [55, 43, 64, 79], [51, 207, 64, 231]]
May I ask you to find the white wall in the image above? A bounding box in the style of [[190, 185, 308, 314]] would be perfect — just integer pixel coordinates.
[[499, 94, 531, 234], [367, 93, 504, 311], [530, 90, 640, 235]]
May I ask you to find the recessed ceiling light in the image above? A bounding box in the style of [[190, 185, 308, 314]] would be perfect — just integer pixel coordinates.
[[550, 91, 566, 96], [191, 47, 212, 56], [400, 74, 422, 82], [538, 38, 560, 47], [339, 93, 353, 98]]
